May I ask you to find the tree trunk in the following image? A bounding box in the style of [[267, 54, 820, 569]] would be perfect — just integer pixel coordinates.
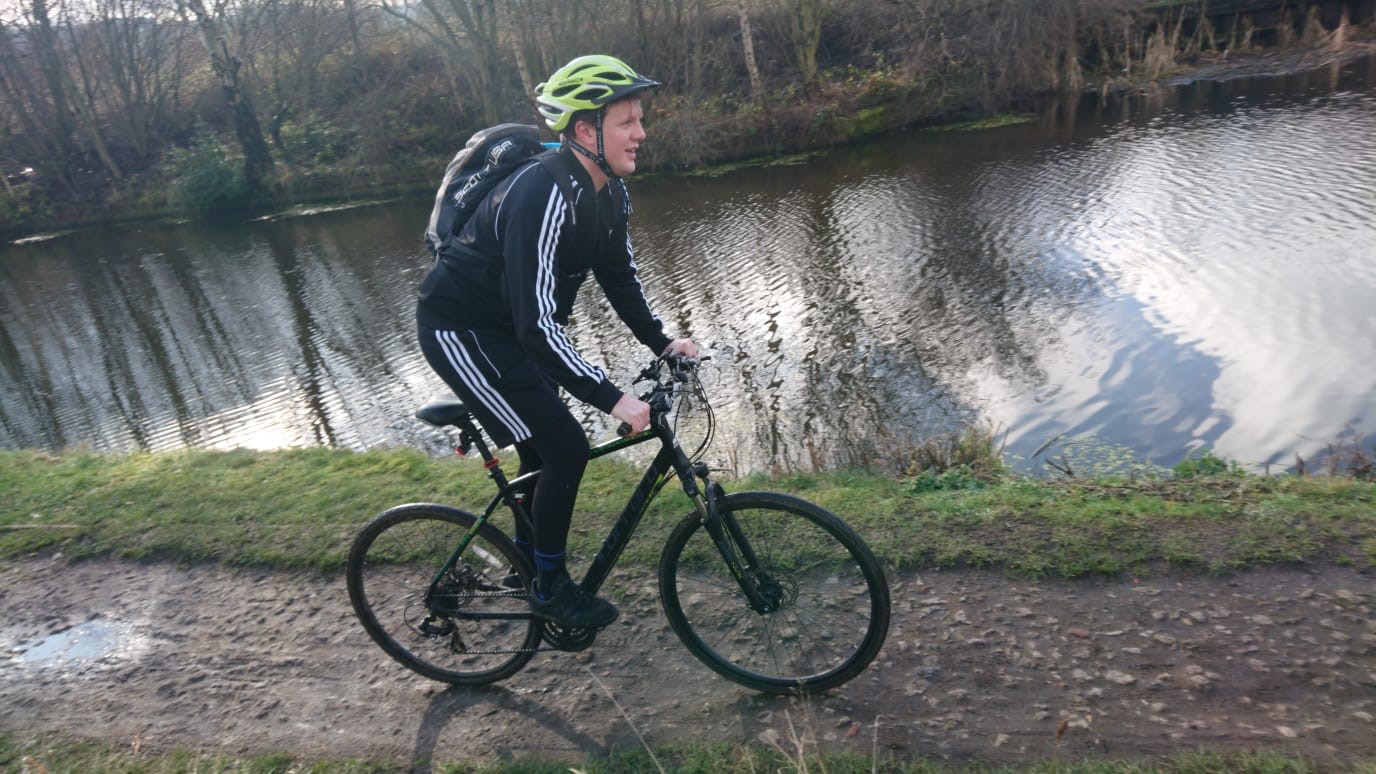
[[28, 0, 79, 162], [738, 0, 763, 105], [502, 1, 535, 98], [0, 22, 48, 150], [632, 0, 649, 66], [786, 0, 824, 94], [342, 0, 365, 76], [444, 0, 501, 124], [62, 13, 125, 179], [179, 0, 275, 194], [0, 6, 77, 191]]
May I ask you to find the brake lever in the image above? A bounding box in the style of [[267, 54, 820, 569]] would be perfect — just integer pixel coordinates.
[[634, 361, 661, 383], [621, 354, 709, 434], [670, 354, 708, 382]]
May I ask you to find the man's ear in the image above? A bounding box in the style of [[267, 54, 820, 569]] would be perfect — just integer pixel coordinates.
[[571, 115, 597, 146]]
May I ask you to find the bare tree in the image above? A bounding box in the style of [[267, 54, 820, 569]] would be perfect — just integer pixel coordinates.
[[79, 0, 191, 162], [0, 18, 56, 182], [501, 0, 548, 99], [19, 0, 82, 184], [738, 0, 762, 104], [379, 0, 505, 124], [782, 0, 825, 92], [0, 2, 102, 191], [247, 0, 352, 152], [177, 0, 275, 192], [54, 3, 127, 180]]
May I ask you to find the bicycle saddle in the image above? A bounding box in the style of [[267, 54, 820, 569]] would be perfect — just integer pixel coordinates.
[[415, 394, 472, 428]]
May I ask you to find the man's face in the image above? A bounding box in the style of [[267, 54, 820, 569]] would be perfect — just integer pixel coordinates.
[[578, 98, 646, 178]]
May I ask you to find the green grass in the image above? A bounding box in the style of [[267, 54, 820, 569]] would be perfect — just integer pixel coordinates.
[[3, 448, 1374, 577], [4, 449, 1373, 774], [4, 731, 1369, 773]]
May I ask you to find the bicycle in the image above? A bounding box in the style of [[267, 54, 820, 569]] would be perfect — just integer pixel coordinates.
[[346, 355, 890, 695]]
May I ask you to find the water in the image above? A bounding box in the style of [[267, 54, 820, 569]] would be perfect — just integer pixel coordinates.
[[2, 57, 1374, 474], [7, 619, 144, 672]]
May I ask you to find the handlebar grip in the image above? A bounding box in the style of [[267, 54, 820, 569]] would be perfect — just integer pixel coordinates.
[[617, 422, 634, 437]]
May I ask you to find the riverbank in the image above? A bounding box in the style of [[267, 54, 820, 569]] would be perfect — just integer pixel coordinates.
[[5, 34, 1373, 243], [3, 449, 1374, 770], [4, 448, 1375, 574], [2, 447, 1374, 771]]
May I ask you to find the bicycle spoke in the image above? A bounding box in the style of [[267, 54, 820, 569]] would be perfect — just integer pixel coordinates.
[[347, 505, 541, 684], [660, 492, 889, 693], [351, 360, 888, 695]]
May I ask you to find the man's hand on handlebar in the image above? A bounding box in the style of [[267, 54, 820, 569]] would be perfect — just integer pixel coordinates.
[[612, 393, 652, 435], [663, 338, 699, 359], [616, 341, 704, 435]]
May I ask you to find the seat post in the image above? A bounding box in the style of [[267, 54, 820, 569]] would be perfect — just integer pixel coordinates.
[[418, 395, 521, 517], [454, 414, 521, 498]]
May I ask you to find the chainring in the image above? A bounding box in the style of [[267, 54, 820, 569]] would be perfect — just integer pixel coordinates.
[[540, 621, 598, 651]]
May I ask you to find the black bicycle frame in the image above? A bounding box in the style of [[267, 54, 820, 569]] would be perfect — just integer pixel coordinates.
[[430, 391, 776, 617], [480, 422, 694, 597]]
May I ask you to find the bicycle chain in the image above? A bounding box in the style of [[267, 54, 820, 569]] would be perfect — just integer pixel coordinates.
[[443, 629, 597, 654], [425, 589, 600, 654]]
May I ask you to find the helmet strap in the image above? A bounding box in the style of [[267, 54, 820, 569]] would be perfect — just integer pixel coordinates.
[[566, 110, 617, 181]]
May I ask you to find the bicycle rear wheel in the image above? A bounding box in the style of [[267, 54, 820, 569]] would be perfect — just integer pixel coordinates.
[[346, 504, 539, 684], [659, 491, 890, 694]]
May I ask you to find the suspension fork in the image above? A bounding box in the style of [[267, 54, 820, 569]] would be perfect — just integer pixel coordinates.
[[675, 454, 778, 613]]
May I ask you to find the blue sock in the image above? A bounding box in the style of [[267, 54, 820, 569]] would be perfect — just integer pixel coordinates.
[[534, 551, 566, 601]]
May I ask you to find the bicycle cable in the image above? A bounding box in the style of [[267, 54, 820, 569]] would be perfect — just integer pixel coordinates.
[[674, 363, 715, 467]]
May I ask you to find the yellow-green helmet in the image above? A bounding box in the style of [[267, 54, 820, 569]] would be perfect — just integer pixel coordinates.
[[535, 55, 660, 133]]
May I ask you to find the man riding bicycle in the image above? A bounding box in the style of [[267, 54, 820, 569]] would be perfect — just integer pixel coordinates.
[[416, 55, 697, 630]]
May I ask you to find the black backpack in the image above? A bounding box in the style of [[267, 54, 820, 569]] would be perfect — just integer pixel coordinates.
[[424, 123, 574, 256]]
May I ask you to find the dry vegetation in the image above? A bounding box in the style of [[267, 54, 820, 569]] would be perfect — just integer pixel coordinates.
[[1, 0, 1369, 231]]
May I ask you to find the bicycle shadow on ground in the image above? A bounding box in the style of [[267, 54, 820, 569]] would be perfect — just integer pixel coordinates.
[[409, 682, 614, 770]]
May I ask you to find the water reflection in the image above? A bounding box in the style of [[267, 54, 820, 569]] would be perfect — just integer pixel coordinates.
[[2, 57, 1374, 474], [0, 213, 436, 454]]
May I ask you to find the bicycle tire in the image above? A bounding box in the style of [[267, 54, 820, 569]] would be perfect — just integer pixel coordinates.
[[658, 491, 890, 694], [346, 503, 540, 684]]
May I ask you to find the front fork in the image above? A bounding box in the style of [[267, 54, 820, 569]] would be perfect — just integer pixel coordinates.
[[679, 459, 779, 614]]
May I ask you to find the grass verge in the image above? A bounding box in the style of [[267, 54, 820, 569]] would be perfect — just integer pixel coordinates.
[[4, 730, 1370, 773], [2, 448, 1373, 576]]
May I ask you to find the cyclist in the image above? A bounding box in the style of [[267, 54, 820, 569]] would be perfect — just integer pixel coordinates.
[[416, 55, 697, 629]]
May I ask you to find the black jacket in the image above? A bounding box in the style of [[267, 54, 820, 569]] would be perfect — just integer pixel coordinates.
[[416, 147, 670, 412]]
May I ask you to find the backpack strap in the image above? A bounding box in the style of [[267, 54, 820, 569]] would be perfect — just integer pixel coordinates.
[[537, 149, 632, 228], [537, 150, 579, 226]]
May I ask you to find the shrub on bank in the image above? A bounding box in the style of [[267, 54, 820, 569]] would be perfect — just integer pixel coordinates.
[[164, 134, 251, 216]]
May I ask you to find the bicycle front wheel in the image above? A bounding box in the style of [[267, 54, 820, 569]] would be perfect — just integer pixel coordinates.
[[659, 491, 890, 694], [346, 504, 540, 684]]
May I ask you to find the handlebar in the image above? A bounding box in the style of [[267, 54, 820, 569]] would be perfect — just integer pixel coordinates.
[[615, 354, 707, 437]]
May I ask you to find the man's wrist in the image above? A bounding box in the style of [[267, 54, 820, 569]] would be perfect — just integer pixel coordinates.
[[590, 380, 623, 414]]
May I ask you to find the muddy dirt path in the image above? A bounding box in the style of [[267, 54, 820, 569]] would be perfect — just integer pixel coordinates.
[[2, 556, 1373, 769]]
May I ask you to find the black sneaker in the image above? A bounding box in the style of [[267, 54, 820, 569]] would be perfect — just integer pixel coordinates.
[[529, 572, 619, 629]]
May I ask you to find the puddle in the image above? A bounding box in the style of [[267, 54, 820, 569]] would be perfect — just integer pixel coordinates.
[[8, 618, 146, 671]]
